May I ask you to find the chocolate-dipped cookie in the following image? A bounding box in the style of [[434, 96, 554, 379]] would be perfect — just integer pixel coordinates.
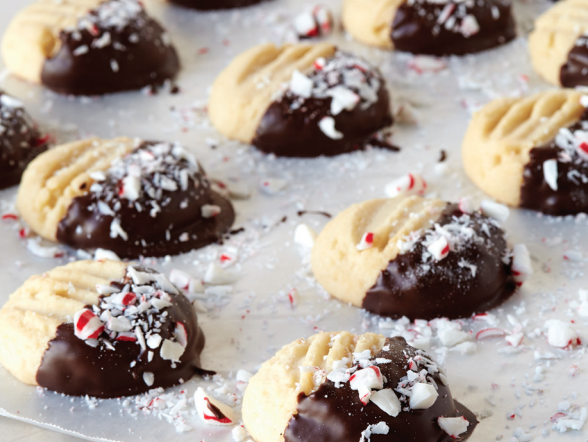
[[1, 0, 179, 95], [17, 137, 235, 258], [243, 331, 478, 442], [529, 0, 588, 87], [311, 196, 529, 320], [209, 43, 393, 157], [342, 0, 515, 55], [0, 92, 49, 190], [462, 89, 588, 215], [165, 0, 266, 10], [0, 260, 207, 398]]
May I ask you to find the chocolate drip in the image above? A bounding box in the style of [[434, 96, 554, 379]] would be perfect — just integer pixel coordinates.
[[560, 37, 588, 88], [168, 0, 265, 9], [56, 142, 235, 258], [391, 0, 515, 56], [36, 285, 207, 398], [41, 3, 179, 96], [364, 204, 516, 320], [252, 54, 393, 158], [520, 112, 588, 215], [285, 337, 478, 442], [0, 93, 48, 189]]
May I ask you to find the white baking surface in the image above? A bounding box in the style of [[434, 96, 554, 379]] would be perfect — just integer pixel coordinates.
[[1, 0, 587, 441]]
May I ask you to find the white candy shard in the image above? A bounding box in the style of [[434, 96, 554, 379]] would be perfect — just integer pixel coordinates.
[[356, 232, 374, 251], [370, 389, 401, 417], [120, 174, 141, 201], [319, 116, 343, 140], [327, 86, 359, 115], [174, 322, 188, 348], [94, 248, 121, 261], [458, 196, 478, 214], [143, 372, 155, 387], [236, 369, 253, 383], [543, 159, 558, 191], [409, 383, 439, 409], [107, 315, 133, 332], [147, 334, 162, 349], [160, 339, 185, 362], [359, 422, 389, 442], [294, 223, 318, 249], [232, 425, 249, 442], [438, 416, 469, 438], [438, 328, 469, 347], [512, 244, 532, 286], [260, 178, 288, 195], [460, 14, 480, 37], [480, 200, 509, 222], [290, 70, 313, 98], [201, 204, 221, 218], [169, 269, 193, 290], [427, 236, 450, 261], [194, 387, 236, 426], [385, 173, 427, 198], [350, 366, 384, 404], [204, 262, 236, 285], [544, 319, 578, 348]]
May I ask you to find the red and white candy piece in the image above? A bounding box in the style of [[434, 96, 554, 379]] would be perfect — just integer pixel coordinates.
[[120, 174, 141, 201], [169, 269, 192, 290], [480, 200, 509, 222], [409, 383, 438, 409], [293, 12, 319, 39], [543, 159, 558, 191], [116, 332, 137, 342], [370, 389, 401, 417], [319, 116, 343, 140], [384, 173, 427, 198], [201, 204, 221, 218], [438, 416, 469, 438], [427, 236, 450, 261], [458, 196, 478, 214], [356, 232, 374, 251], [576, 140, 588, 161], [476, 328, 506, 340], [544, 320, 579, 348], [511, 244, 532, 287], [349, 366, 383, 405], [327, 86, 360, 115], [74, 309, 104, 340], [460, 15, 480, 37], [505, 332, 524, 347], [314, 6, 333, 35], [407, 56, 447, 74], [194, 387, 236, 426]]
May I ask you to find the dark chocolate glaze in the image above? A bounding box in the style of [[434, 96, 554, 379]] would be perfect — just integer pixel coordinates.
[[36, 277, 207, 398], [520, 112, 588, 215], [0, 93, 49, 190], [252, 55, 393, 158], [168, 0, 266, 10], [391, 0, 515, 56], [285, 337, 478, 442], [364, 204, 516, 320], [41, 2, 179, 96], [560, 37, 588, 88], [56, 142, 235, 258]]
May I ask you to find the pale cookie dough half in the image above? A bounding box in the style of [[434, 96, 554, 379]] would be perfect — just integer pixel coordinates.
[[462, 89, 588, 215], [311, 196, 522, 319], [1, 0, 179, 95], [529, 0, 588, 87], [17, 137, 235, 258], [342, 0, 515, 55], [243, 331, 478, 442], [208, 42, 393, 157], [0, 260, 206, 398]]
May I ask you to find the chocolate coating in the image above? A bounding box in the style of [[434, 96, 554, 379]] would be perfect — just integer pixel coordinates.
[[364, 204, 516, 320], [560, 37, 588, 88], [56, 142, 235, 258], [36, 276, 206, 398], [285, 337, 478, 442], [253, 54, 393, 158], [168, 0, 266, 10], [0, 93, 49, 190], [41, 2, 179, 96], [391, 0, 516, 56], [520, 112, 588, 215]]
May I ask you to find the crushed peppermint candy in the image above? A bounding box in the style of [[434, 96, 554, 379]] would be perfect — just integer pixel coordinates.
[[194, 387, 236, 426], [356, 232, 375, 251], [437, 416, 469, 438], [384, 173, 427, 198]]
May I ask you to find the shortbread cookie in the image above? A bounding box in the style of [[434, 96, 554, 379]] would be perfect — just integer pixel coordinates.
[[166, 0, 266, 10], [243, 332, 478, 442], [462, 89, 588, 215], [2, 0, 179, 95], [342, 0, 515, 55], [209, 43, 393, 157], [0, 92, 49, 190], [0, 260, 207, 398], [311, 196, 523, 320], [529, 0, 588, 87], [17, 137, 235, 258]]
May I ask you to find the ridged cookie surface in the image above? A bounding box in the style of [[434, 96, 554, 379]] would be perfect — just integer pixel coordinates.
[[462, 89, 584, 206], [1, 0, 101, 83], [17, 137, 137, 241], [208, 42, 336, 143], [0, 260, 126, 385], [529, 0, 588, 86], [311, 196, 446, 306], [242, 331, 385, 442]]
